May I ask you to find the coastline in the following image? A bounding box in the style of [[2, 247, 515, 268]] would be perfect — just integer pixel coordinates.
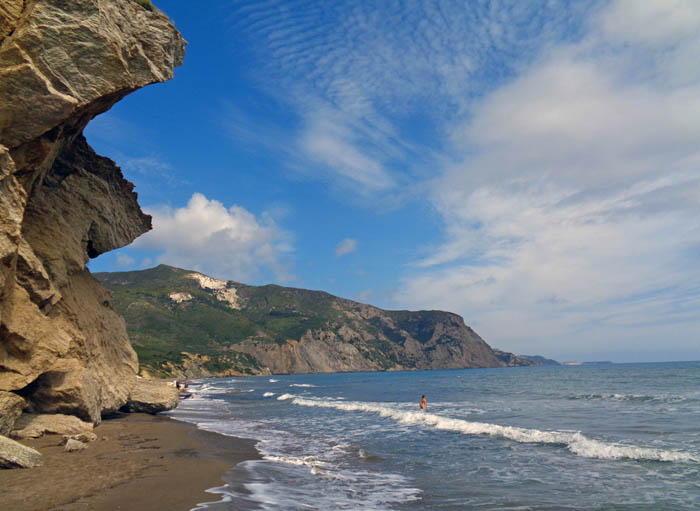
[[0, 412, 260, 511]]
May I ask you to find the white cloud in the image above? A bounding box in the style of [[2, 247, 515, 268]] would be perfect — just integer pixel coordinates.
[[133, 193, 293, 282], [300, 110, 395, 191], [599, 0, 700, 47], [394, 0, 700, 359], [335, 238, 358, 258], [115, 253, 135, 268]]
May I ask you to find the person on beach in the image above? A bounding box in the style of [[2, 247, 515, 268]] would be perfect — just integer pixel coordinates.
[[420, 395, 427, 410]]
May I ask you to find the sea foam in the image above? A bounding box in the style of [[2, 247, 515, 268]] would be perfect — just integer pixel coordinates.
[[288, 397, 697, 463]]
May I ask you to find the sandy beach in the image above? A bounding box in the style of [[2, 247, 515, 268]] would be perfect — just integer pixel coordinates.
[[0, 413, 260, 511]]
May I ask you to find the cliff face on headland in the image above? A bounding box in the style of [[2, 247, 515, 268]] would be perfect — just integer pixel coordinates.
[[96, 265, 510, 378], [0, 0, 185, 424]]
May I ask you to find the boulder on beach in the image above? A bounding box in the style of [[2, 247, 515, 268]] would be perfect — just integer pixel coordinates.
[[0, 435, 43, 469], [63, 438, 88, 452], [0, 391, 25, 436], [10, 413, 93, 440], [122, 379, 179, 414]]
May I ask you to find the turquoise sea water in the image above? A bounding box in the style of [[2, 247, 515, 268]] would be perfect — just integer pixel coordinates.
[[167, 362, 700, 510]]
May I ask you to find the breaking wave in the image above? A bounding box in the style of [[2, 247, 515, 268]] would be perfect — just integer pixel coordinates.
[[567, 393, 690, 403], [286, 396, 697, 463]]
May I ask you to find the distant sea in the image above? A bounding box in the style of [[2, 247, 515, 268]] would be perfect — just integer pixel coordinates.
[[167, 362, 700, 510]]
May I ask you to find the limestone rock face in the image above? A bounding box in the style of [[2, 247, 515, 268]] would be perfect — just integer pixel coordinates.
[[0, 0, 185, 423], [0, 391, 25, 435], [0, 434, 43, 469], [122, 379, 179, 414], [10, 413, 94, 440]]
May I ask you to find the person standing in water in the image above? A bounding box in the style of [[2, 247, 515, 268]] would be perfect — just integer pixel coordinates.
[[420, 395, 427, 410]]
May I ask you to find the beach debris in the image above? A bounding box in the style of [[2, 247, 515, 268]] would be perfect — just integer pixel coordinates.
[[63, 438, 88, 452], [122, 379, 179, 414], [0, 435, 43, 469], [0, 392, 25, 436], [10, 413, 93, 440], [60, 432, 97, 445]]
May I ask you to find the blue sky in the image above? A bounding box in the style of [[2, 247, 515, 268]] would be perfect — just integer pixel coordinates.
[[87, 0, 700, 362]]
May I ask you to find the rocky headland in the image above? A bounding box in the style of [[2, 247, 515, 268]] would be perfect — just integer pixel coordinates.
[[96, 264, 545, 379], [0, 0, 185, 466]]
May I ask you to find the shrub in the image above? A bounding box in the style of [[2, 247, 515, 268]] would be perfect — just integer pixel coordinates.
[[133, 0, 154, 12]]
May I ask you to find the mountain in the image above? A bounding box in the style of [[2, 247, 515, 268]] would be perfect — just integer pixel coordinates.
[[95, 265, 512, 378]]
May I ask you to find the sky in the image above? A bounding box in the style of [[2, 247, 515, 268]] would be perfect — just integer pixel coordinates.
[[86, 0, 700, 363]]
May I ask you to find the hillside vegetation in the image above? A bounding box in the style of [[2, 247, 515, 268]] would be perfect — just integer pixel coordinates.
[[96, 265, 542, 378]]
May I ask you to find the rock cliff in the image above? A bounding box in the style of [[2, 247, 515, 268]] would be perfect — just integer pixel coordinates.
[[0, 0, 185, 424], [97, 265, 508, 377]]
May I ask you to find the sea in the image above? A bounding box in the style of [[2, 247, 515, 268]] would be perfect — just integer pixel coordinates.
[[166, 362, 700, 510]]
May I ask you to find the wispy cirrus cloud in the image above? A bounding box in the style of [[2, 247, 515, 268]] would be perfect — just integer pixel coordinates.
[[225, 0, 596, 197]]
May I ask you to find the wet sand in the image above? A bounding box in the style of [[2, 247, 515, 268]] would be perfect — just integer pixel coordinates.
[[0, 413, 260, 511]]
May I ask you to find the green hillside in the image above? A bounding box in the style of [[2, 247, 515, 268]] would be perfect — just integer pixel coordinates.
[[95, 265, 517, 377]]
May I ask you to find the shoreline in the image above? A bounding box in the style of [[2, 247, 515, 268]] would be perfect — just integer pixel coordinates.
[[0, 412, 261, 511]]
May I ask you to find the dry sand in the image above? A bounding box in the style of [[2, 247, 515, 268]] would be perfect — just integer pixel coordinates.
[[0, 413, 260, 511]]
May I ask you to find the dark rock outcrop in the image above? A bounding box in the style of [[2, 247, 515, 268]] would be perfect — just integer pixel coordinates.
[[493, 349, 538, 367], [492, 350, 559, 367], [0, 0, 185, 424]]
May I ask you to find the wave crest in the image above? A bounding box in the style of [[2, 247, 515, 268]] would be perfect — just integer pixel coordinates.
[[288, 398, 697, 463]]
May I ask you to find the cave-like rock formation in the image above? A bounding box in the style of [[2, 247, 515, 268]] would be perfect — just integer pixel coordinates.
[[0, 0, 185, 424]]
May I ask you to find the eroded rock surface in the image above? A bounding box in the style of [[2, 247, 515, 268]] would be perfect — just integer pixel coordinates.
[[0, 0, 185, 423]]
